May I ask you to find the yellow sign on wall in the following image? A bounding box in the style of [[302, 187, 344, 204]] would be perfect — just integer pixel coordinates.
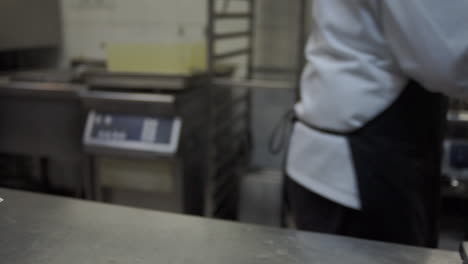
[[107, 43, 207, 75]]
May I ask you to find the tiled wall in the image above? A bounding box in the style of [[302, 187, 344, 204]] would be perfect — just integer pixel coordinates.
[[60, 0, 310, 75]]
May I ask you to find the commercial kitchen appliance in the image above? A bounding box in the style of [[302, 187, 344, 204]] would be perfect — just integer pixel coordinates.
[[81, 71, 210, 215], [0, 70, 86, 195]]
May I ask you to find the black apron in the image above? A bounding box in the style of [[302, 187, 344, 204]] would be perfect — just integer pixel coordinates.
[[348, 80, 447, 247], [285, 81, 447, 247]]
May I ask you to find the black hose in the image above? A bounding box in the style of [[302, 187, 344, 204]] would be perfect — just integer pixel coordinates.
[[268, 109, 295, 155]]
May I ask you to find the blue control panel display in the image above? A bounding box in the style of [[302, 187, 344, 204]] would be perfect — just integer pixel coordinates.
[[450, 143, 468, 169], [90, 113, 173, 144], [84, 111, 181, 154]]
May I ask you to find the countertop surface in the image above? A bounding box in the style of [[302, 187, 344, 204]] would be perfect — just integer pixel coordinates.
[[0, 188, 461, 264]]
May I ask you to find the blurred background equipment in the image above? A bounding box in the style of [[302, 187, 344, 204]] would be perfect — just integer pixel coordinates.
[[0, 72, 86, 196], [442, 99, 468, 241], [0, 0, 65, 193], [206, 0, 255, 220], [81, 71, 210, 215]]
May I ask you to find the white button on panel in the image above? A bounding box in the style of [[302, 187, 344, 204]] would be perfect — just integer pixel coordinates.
[[112, 131, 121, 141], [95, 115, 102, 125], [104, 115, 113, 126], [97, 130, 105, 139], [121, 132, 127, 140], [141, 119, 158, 142], [98, 131, 110, 140], [103, 131, 111, 140], [112, 131, 127, 141]]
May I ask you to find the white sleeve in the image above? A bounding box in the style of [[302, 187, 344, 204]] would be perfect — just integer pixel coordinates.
[[382, 1, 468, 99], [297, 0, 406, 132]]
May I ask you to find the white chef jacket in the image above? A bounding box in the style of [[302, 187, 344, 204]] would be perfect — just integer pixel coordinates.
[[287, 0, 468, 210]]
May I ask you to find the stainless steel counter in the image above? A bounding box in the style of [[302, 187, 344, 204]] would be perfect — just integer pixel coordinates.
[[0, 188, 461, 264]]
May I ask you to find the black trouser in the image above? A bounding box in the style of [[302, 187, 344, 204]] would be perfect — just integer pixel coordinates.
[[286, 81, 447, 247]]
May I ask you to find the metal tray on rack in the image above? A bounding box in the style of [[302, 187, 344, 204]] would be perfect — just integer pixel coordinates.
[[83, 70, 210, 91]]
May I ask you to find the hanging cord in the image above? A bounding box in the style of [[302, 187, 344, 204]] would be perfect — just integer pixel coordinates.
[[268, 109, 295, 155]]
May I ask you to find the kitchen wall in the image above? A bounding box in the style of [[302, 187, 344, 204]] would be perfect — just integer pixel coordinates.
[[61, 0, 206, 63], [60, 0, 310, 168]]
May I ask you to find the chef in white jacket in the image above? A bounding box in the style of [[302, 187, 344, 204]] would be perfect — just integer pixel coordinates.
[[286, 0, 468, 247]]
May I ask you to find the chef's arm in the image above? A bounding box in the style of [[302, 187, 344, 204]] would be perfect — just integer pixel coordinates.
[[381, 1, 468, 99], [297, 0, 406, 133]]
